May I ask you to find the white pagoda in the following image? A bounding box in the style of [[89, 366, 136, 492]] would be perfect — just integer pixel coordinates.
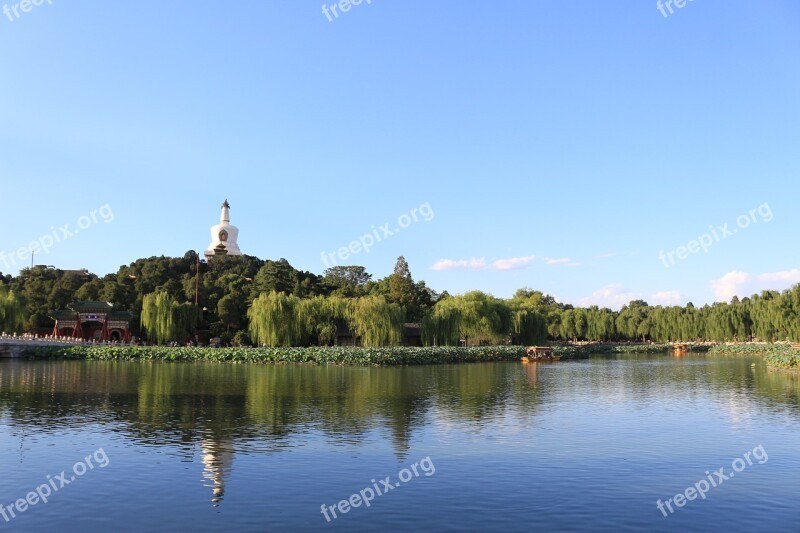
[[204, 199, 243, 259]]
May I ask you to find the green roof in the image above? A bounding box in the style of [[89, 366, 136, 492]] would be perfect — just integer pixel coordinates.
[[48, 310, 78, 321], [68, 301, 114, 312], [48, 303, 133, 324]]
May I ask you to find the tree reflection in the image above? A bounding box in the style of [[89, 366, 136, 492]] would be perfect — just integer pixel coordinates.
[[2, 356, 798, 507], [0, 360, 540, 505]]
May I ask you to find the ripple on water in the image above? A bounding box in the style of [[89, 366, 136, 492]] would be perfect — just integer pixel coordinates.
[[1, 357, 799, 531]]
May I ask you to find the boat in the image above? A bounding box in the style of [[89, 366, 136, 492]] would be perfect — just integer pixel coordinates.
[[673, 344, 688, 356], [523, 346, 559, 362]]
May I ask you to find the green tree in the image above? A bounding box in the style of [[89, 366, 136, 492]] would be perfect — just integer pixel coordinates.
[[140, 291, 198, 344], [248, 291, 302, 347], [253, 259, 298, 296], [322, 266, 372, 297], [0, 285, 24, 333], [423, 291, 510, 346], [217, 294, 241, 332], [348, 295, 405, 347], [387, 256, 420, 320]]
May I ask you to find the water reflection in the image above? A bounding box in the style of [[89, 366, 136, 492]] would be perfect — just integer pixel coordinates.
[[0, 360, 546, 508], [201, 437, 234, 506], [0, 362, 546, 452], [1, 356, 799, 511]]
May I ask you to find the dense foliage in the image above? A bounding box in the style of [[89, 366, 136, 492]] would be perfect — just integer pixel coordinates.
[[765, 352, 800, 369], [247, 292, 405, 348], [704, 343, 799, 369], [140, 292, 198, 344], [3, 254, 800, 347], [0, 285, 24, 333], [20, 345, 527, 366]]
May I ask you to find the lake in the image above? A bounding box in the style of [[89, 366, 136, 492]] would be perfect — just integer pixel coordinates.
[[1, 354, 799, 531]]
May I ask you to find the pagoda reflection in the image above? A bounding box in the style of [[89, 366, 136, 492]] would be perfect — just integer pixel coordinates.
[[200, 437, 235, 507]]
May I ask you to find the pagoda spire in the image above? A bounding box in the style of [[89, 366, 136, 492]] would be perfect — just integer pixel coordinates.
[[220, 199, 230, 224]]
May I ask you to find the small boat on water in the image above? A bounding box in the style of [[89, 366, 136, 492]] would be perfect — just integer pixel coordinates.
[[673, 344, 688, 356], [523, 346, 560, 362]]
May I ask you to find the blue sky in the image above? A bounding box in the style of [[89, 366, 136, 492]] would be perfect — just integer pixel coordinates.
[[1, 0, 799, 308]]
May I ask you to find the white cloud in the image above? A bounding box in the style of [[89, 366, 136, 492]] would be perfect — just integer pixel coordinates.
[[545, 257, 580, 267], [710, 269, 800, 301], [650, 291, 683, 306], [430, 255, 536, 272], [575, 284, 640, 310], [710, 271, 751, 302], [758, 269, 800, 285], [492, 255, 536, 270], [430, 257, 486, 271]]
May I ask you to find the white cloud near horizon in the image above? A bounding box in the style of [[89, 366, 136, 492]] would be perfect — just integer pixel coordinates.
[[492, 255, 536, 270], [574, 285, 684, 309], [430, 257, 487, 271], [430, 255, 535, 272], [650, 290, 683, 306], [544, 257, 579, 267], [710, 269, 800, 301], [574, 284, 640, 310]]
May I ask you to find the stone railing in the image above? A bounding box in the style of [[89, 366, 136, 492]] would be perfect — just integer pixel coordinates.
[[0, 333, 133, 357]]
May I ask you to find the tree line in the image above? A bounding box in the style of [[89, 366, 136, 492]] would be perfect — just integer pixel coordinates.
[[1, 253, 799, 345]]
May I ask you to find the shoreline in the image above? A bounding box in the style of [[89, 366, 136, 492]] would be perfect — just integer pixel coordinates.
[[15, 341, 800, 367]]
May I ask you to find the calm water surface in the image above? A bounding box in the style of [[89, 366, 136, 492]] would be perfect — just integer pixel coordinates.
[[2, 354, 799, 532]]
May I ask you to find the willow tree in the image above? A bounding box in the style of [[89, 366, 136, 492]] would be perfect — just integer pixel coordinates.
[[788, 285, 800, 342], [347, 295, 405, 347], [423, 297, 461, 346], [510, 308, 547, 345], [248, 291, 302, 346], [294, 295, 350, 346], [506, 291, 548, 345], [423, 291, 510, 346], [457, 291, 511, 345], [0, 285, 23, 333], [585, 306, 616, 342], [545, 310, 562, 340], [141, 291, 198, 344]]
